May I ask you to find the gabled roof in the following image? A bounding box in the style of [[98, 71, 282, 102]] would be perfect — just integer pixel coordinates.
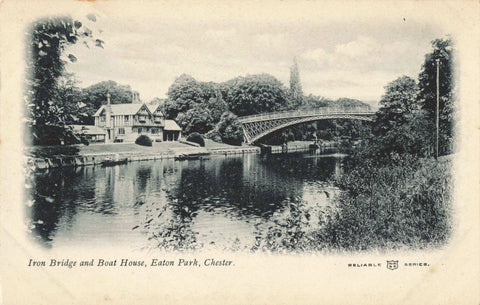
[[165, 120, 181, 131], [147, 103, 164, 116], [94, 103, 150, 117]]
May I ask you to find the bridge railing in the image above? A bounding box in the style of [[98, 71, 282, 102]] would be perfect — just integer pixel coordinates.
[[238, 105, 374, 123]]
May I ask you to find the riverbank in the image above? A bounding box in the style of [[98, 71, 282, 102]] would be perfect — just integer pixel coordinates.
[[25, 139, 343, 170], [253, 154, 453, 252], [26, 139, 261, 170]]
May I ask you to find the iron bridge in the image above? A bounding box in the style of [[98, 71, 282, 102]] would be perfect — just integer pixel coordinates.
[[238, 106, 375, 144]]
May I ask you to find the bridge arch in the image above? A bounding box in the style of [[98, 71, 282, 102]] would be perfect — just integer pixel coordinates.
[[238, 107, 375, 144]]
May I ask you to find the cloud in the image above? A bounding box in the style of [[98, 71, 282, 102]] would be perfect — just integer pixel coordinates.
[[335, 36, 380, 58], [63, 17, 446, 104], [302, 48, 330, 64], [254, 32, 293, 52], [301, 68, 403, 103], [301, 36, 419, 72]]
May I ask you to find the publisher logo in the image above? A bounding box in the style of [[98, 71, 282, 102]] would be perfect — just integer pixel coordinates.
[[386, 260, 398, 270]]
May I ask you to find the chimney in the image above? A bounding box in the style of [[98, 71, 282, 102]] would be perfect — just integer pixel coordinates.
[[106, 93, 112, 128]]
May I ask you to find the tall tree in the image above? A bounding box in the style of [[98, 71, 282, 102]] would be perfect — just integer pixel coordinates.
[[165, 74, 217, 121], [176, 104, 214, 135], [374, 76, 419, 136], [289, 57, 303, 109], [54, 73, 84, 125], [372, 76, 431, 156], [215, 112, 244, 146], [25, 15, 102, 145], [417, 38, 455, 154], [223, 74, 288, 116], [167, 74, 204, 106], [206, 92, 229, 124], [79, 80, 138, 124]]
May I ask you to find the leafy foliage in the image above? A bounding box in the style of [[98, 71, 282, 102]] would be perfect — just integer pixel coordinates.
[[54, 73, 84, 125], [418, 38, 455, 154], [322, 155, 452, 250], [206, 95, 229, 123], [186, 132, 205, 147], [167, 74, 204, 106], [367, 76, 433, 156], [79, 80, 138, 124], [176, 104, 214, 135], [252, 154, 452, 253], [215, 112, 244, 146], [288, 58, 304, 109], [223, 74, 288, 116], [374, 76, 419, 134], [25, 15, 101, 145], [164, 74, 217, 120], [164, 75, 222, 136], [135, 135, 152, 146]]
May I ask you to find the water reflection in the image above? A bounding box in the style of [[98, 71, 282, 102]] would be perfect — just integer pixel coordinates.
[[27, 153, 342, 250]]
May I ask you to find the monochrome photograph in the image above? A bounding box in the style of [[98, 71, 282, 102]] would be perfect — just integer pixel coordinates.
[[1, 1, 478, 304], [23, 10, 455, 253]]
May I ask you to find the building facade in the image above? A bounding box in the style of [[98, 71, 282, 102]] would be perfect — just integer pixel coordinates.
[[93, 94, 181, 143], [70, 125, 107, 143]]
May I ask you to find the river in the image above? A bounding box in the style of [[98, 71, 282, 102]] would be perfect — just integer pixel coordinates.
[[26, 153, 344, 251]]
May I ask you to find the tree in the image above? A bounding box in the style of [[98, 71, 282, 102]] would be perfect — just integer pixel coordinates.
[[215, 112, 244, 146], [288, 57, 303, 109], [300, 94, 332, 109], [334, 97, 370, 108], [223, 74, 288, 116], [162, 98, 180, 120], [417, 38, 455, 154], [206, 93, 229, 124], [374, 76, 419, 136], [79, 80, 138, 124], [176, 104, 214, 135], [25, 15, 102, 145], [370, 76, 433, 156], [54, 73, 84, 125], [165, 74, 217, 120], [167, 74, 203, 106]]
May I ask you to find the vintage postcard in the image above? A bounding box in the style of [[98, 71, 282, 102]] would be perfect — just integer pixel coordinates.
[[1, 0, 479, 304]]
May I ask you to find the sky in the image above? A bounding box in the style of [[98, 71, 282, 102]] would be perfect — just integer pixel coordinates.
[[64, 16, 448, 107]]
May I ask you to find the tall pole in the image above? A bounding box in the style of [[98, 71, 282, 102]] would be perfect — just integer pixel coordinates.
[[435, 59, 440, 160]]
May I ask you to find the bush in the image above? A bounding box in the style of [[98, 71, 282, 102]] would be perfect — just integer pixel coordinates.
[[205, 129, 222, 143], [186, 132, 205, 147], [216, 112, 243, 146], [251, 155, 452, 253], [318, 155, 452, 251], [135, 135, 152, 146]]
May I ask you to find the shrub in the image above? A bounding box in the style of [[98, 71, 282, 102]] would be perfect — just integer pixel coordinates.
[[135, 135, 152, 146], [186, 132, 205, 147], [216, 112, 243, 146], [318, 155, 452, 251], [251, 155, 452, 253], [205, 129, 222, 143]]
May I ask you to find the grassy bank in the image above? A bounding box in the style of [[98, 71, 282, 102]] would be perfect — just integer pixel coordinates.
[[321, 155, 452, 251], [253, 154, 452, 252], [25, 139, 244, 158]]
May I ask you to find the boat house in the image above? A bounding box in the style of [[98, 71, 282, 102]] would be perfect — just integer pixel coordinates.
[[93, 93, 181, 143]]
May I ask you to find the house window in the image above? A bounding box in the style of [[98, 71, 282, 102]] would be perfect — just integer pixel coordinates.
[[124, 115, 129, 122], [151, 128, 158, 134], [118, 128, 125, 135], [137, 127, 143, 134], [100, 116, 105, 122]]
